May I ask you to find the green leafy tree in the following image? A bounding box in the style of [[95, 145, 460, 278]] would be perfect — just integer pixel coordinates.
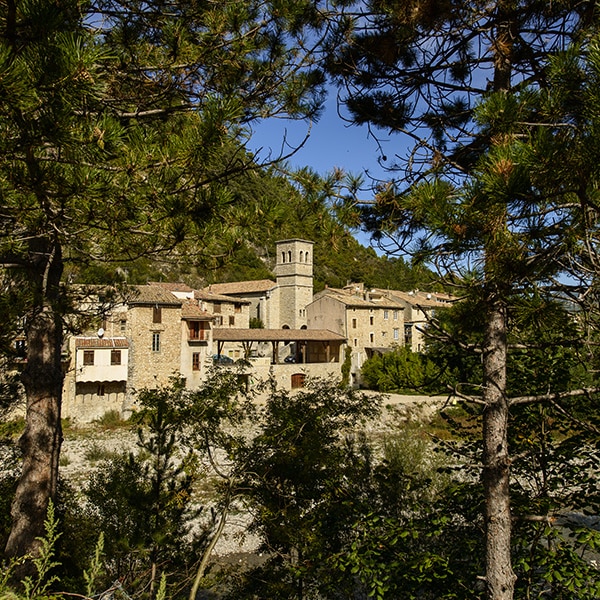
[[85, 380, 202, 594], [361, 346, 440, 394], [325, 3, 600, 598], [0, 0, 324, 561], [231, 378, 381, 599]]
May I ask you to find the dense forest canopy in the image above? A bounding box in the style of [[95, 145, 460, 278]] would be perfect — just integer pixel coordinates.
[[73, 162, 439, 292]]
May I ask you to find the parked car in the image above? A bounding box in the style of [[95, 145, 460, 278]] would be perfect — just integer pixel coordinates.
[[284, 355, 296, 363], [213, 354, 234, 364]]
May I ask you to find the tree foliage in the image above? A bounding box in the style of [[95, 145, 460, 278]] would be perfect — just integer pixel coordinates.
[[361, 346, 441, 394], [324, 2, 600, 599], [0, 0, 326, 560]]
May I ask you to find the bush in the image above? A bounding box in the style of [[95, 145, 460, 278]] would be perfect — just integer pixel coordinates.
[[361, 346, 442, 394]]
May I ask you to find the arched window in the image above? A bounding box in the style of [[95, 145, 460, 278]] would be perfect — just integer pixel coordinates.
[[305, 252, 310, 263], [299, 250, 304, 262], [288, 250, 292, 262], [281, 251, 286, 263]]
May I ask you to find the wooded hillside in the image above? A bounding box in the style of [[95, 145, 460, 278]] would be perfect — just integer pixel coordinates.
[[73, 164, 439, 292]]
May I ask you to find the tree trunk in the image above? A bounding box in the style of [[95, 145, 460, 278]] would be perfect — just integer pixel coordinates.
[[4, 244, 64, 564], [482, 295, 515, 600], [482, 3, 518, 597]]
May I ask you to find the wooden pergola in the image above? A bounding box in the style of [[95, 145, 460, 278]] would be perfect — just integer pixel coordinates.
[[212, 328, 346, 364]]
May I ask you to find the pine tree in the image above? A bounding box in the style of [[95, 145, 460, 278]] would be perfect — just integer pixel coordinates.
[[325, 2, 600, 599], [0, 0, 324, 563]]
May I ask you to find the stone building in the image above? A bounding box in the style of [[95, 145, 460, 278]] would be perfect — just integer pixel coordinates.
[[62, 283, 251, 420], [307, 284, 406, 386], [58, 240, 457, 422], [208, 238, 314, 330], [370, 289, 456, 352]]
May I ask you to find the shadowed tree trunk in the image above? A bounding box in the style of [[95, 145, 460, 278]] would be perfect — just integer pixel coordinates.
[[482, 293, 515, 599], [4, 241, 64, 564]]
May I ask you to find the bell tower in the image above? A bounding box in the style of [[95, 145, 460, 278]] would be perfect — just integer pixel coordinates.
[[274, 239, 314, 329]]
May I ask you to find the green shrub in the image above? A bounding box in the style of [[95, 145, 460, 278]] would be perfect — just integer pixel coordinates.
[[0, 418, 25, 439], [93, 410, 126, 430], [361, 346, 442, 394]]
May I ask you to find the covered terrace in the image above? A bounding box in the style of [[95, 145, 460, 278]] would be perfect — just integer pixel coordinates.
[[212, 328, 346, 364]]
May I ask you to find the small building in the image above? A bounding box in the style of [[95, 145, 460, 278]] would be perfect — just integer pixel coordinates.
[[372, 289, 456, 352], [306, 284, 406, 385], [212, 328, 346, 390]]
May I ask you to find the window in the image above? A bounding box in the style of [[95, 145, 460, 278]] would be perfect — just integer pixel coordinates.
[[152, 332, 161, 352], [83, 350, 94, 366], [119, 319, 127, 332], [214, 315, 223, 326], [97, 384, 105, 396], [352, 318, 357, 329], [369, 316, 374, 326], [235, 303, 242, 313], [153, 306, 162, 323], [393, 328, 399, 340], [189, 321, 205, 340], [213, 302, 221, 313], [111, 350, 121, 365], [281, 251, 286, 263], [393, 310, 399, 321], [15, 339, 25, 356], [229, 315, 235, 326], [288, 250, 292, 262], [384, 310, 389, 320], [354, 338, 358, 347], [370, 333, 374, 343], [192, 353, 201, 371], [300, 250, 304, 262]]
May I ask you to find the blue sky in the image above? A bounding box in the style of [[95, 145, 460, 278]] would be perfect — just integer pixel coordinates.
[[248, 95, 393, 182], [248, 96, 398, 251]]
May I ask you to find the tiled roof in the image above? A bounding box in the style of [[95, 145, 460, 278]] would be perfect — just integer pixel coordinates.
[[149, 281, 195, 293], [312, 288, 405, 310], [75, 337, 129, 349], [208, 279, 276, 295], [181, 300, 213, 320], [213, 328, 346, 342], [383, 290, 454, 309], [127, 285, 182, 306], [195, 289, 251, 303]]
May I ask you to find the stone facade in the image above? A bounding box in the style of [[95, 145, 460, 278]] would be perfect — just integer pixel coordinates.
[[209, 239, 313, 330], [273, 238, 314, 329], [57, 241, 457, 422], [62, 284, 252, 421], [307, 284, 406, 385], [125, 287, 183, 405], [371, 289, 455, 352]]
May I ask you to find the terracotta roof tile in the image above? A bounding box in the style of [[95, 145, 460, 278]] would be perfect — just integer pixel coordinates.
[[128, 285, 182, 306], [383, 290, 455, 309], [75, 337, 129, 349], [311, 288, 405, 309], [195, 289, 251, 303], [181, 300, 213, 320], [208, 279, 276, 295]]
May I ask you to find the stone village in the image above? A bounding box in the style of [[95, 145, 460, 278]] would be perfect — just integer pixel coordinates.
[[41, 239, 454, 422]]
